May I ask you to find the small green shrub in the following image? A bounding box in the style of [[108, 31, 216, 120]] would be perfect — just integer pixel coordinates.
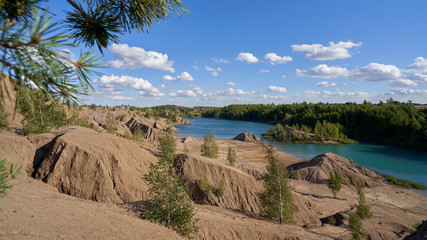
[[201, 133, 218, 158], [348, 175, 355, 185], [215, 179, 224, 197], [199, 174, 212, 196], [0, 102, 9, 130], [327, 171, 344, 199], [328, 216, 336, 226], [355, 183, 371, 219], [132, 128, 144, 141], [349, 212, 366, 240], [227, 146, 236, 166], [183, 144, 189, 153], [383, 174, 426, 190]]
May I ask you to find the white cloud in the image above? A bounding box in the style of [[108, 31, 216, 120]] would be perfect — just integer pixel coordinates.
[[169, 90, 197, 97], [192, 65, 200, 71], [387, 88, 427, 95], [236, 52, 261, 63], [138, 91, 165, 97], [296, 64, 349, 78], [350, 63, 401, 81], [259, 69, 270, 73], [391, 79, 418, 87], [162, 72, 194, 81], [227, 81, 237, 86], [291, 41, 362, 61], [160, 84, 167, 89], [111, 96, 135, 101], [268, 85, 287, 93], [404, 57, 427, 73], [317, 81, 337, 87], [408, 73, 427, 84], [98, 75, 161, 94], [108, 43, 174, 72], [282, 74, 287, 79], [264, 53, 292, 65], [211, 57, 231, 64], [205, 66, 222, 76], [214, 88, 253, 96], [193, 86, 205, 95]]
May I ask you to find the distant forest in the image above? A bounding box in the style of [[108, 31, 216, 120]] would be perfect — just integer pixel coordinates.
[[202, 100, 427, 149]]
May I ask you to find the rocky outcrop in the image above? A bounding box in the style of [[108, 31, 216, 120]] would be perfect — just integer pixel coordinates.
[[173, 153, 321, 227], [126, 117, 165, 141], [289, 153, 384, 187], [32, 127, 157, 203], [233, 132, 260, 142]]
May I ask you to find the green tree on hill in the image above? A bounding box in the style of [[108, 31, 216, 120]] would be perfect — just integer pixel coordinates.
[[355, 183, 371, 219], [348, 212, 367, 240], [201, 133, 218, 158], [144, 130, 198, 238], [327, 171, 344, 199], [258, 145, 296, 224], [227, 146, 236, 166]]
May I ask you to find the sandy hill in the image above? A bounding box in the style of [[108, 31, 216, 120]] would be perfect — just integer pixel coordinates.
[[289, 153, 384, 187]]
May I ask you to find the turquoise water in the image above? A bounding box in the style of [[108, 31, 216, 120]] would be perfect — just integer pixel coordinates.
[[176, 118, 427, 188]]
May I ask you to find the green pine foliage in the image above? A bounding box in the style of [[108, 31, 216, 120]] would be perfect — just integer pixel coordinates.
[[144, 131, 198, 238], [0, 102, 8, 130], [201, 133, 218, 158], [227, 146, 236, 166], [0, 157, 22, 198], [198, 173, 212, 196], [327, 171, 344, 199], [348, 212, 367, 240], [258, 145, 297, 224], [355, 183, 372, 219], [215, 179, 225, 197], [18, 92, 69, 134]]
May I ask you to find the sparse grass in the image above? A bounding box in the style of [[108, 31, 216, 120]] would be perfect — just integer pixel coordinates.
[[215, 179, 224, 197], [383, 174, 426, 190]]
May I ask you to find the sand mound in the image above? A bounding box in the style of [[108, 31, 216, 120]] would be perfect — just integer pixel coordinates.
[[126, 117, 164, 141], [174, 153, 262, 214], [289, 153, 384, 187], [0, 74, 23, 128], [32, 127, 157, 203], [233, 132, 260, 142]]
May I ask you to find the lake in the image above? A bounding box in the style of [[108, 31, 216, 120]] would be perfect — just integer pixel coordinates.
[[175, 118, 427, 190]]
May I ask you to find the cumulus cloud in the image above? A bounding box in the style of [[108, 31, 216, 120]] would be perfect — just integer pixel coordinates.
[[296, 64, 349, 78], [193, 86, 205, 95], [391, 79, 418, 87], [291, 41, 362, 61], [282, 74, 287, 79], [98, 75, 161, 94], [169, 90, 197, 97], [227, 81, 237, 86], [387, 88, 427, 95], [211, 57, 231, 64], [259, 69, 270, 73], [108, 43, 174, 72], [205, 66, 222, 76], [236, 52, 261, 63], [268, 85, 287, 93], [403, 57, 427, 73], [162, 72, 194, 81], [160, 84, 167, 89], [264, 53, 292, 65], [408, 73, 427, 84], [317, 81, 337, 87], [350, 63, 401, 81], [214, 88, 253, 96]]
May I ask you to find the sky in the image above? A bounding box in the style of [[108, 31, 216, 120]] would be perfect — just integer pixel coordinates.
[[47, 1, 427, 107]]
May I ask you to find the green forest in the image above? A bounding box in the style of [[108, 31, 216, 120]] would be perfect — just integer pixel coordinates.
[[203, 100, 427, 149]]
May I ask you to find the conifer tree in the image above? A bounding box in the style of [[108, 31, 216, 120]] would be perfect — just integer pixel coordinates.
[[258, 145, 296, 224], [348, 212, 367, 240], [0, 157, 21, 198], [144, 131, 198, 238], [200, 133, 218, 158], [327, 171, 344, 199], [355, 183, 371, 219], [227, 146, 236, 166]]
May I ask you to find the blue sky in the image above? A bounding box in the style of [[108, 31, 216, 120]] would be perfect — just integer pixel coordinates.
[[48, 1, 427, 107]]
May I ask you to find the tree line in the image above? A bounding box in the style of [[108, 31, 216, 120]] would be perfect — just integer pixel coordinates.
[[203, 100, 427, 149]]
